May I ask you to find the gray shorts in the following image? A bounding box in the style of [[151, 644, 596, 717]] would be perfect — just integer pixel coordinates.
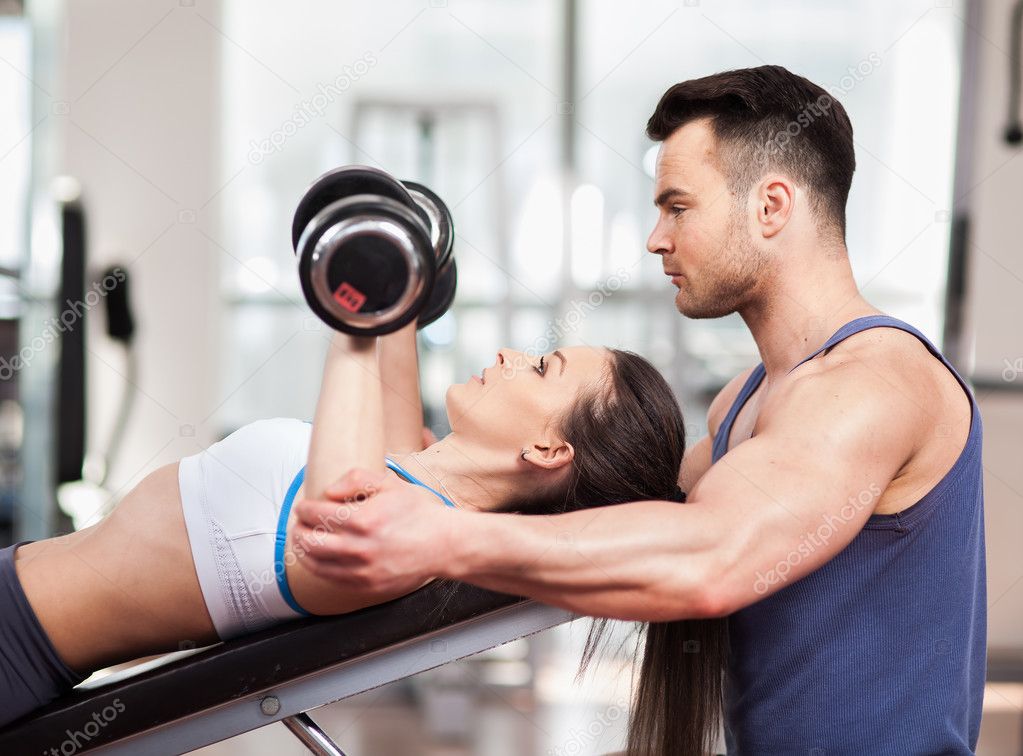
[[0, 541, 85, 729]]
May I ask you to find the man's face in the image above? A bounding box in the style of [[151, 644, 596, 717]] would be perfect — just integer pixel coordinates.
[[646, 117, 768, 318]]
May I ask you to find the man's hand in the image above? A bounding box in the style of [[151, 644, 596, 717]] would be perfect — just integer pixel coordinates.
[[291, 467, 453, 595]]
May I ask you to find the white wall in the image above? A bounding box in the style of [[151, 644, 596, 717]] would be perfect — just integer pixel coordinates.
[[957, 0, 1023, 652], [50, 0, 224, 503]]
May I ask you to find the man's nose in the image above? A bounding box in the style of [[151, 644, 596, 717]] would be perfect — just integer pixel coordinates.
[[646, 220, 671, 256]]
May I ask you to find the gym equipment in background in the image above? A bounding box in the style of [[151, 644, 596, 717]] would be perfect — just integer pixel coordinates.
[[1006, 0, 1023, 144], [55, 186, 86, 494], [56, 266, 138, 530]]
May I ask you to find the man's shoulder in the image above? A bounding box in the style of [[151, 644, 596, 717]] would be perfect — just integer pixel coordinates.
[[707, 365, 760, 437], [764, 325, 952, 442], [790, 323, 945, 398]]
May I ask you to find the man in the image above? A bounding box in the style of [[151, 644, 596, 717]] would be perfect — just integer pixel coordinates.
[[293, 66, 985, 754]]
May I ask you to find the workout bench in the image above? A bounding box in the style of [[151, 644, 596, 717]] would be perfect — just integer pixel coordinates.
[[0, 584, 576, 754]]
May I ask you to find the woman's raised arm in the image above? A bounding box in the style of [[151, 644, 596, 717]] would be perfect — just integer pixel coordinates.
[[377, 321, 427, 453], [304, 332, 386, 499]]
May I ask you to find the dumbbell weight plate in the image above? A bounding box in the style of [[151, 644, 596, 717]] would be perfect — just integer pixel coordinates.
[[292, 166, 429, 252], [417, 259, 457, 329], [296, 194, 436, 336], [402, 180, 454, 270]]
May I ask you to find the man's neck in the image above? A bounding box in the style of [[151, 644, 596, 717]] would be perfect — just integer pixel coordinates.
[[738, 250, 880, 379]]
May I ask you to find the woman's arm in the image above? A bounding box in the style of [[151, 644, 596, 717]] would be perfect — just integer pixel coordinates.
[[293, 330, 436, 615], [377, 322, 427, 453], [304, 333, 386, 499]]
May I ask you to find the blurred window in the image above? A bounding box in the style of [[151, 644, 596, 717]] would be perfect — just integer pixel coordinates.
[[217, 0, 963, 437]]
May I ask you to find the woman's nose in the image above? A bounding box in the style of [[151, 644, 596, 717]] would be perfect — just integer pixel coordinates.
[[497, 349, 519, 378]]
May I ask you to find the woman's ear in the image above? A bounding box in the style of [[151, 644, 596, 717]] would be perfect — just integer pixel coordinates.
[[523, 439, 575, 471]]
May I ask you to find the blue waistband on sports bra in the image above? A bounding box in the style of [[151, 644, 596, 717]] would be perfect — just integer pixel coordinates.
[[274, 466, 310, 617], [274, 458, 456, 618]]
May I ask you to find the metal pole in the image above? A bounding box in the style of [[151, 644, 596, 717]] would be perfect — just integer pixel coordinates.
[[559, 0, 578, 330], [281, 713, 349, 756], [942, 0, 984, 371]]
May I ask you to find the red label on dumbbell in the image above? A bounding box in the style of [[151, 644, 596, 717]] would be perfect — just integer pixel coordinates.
[[333, 282, 367, 313]]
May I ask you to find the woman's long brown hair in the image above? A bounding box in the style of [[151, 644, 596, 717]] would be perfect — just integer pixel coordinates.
[[566, 349, 727, 755], [501, 348, 729, 754]]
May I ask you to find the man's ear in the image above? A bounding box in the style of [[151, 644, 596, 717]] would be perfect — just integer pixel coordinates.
[[524, 439, 575, 471], [757, 174, 795, 239]]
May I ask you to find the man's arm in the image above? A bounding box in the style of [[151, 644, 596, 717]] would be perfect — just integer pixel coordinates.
[[293, 361, 918, 621]]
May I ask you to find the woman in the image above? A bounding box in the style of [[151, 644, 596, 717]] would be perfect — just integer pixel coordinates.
[[2, 324, 726, 755]]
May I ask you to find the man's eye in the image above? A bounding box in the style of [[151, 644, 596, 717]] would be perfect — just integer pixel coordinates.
[[534, 355, 546, 376], [671, 206, 687, 217]]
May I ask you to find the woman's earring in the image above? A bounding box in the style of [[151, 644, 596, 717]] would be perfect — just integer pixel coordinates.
[[520, 449, 529, 460]]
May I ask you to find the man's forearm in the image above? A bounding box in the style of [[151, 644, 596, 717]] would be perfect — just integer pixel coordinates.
[[442, 501, 722, 622]]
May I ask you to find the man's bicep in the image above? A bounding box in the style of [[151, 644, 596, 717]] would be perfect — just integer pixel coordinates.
[[688, 374, 913, 612]]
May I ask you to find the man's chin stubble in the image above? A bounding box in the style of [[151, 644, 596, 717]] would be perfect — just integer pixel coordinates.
[[674, 290, 739, 319]]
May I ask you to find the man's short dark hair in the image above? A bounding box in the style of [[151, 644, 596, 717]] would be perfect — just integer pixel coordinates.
[[647, 65, 855, 240]]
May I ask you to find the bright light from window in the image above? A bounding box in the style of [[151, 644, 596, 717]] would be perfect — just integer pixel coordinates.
[[571, 183, 604, 289]]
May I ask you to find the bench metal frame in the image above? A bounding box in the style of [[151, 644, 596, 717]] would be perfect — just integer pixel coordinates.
[[0, 586, 576, 755]]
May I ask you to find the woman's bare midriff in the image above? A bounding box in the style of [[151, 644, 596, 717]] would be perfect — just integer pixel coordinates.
[[12, 462, 428, 677], [14, 463, 219, 676]]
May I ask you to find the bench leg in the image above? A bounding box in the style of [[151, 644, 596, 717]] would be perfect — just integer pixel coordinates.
[[281, 712, 348, 755]]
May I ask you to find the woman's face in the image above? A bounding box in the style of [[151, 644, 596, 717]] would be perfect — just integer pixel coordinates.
[[445, 345, 610, 459]]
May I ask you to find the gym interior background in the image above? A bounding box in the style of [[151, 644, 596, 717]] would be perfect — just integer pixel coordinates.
[[1, 0, 1021, 753]]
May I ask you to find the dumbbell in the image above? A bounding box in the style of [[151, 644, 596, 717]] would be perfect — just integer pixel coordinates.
[[291, 165, 457, 335]]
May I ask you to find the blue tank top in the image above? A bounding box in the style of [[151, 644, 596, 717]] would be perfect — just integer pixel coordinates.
[[712, 315, 986, 754]]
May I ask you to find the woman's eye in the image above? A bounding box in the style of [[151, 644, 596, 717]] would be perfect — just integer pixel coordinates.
[[534, 355, 546, 376]]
